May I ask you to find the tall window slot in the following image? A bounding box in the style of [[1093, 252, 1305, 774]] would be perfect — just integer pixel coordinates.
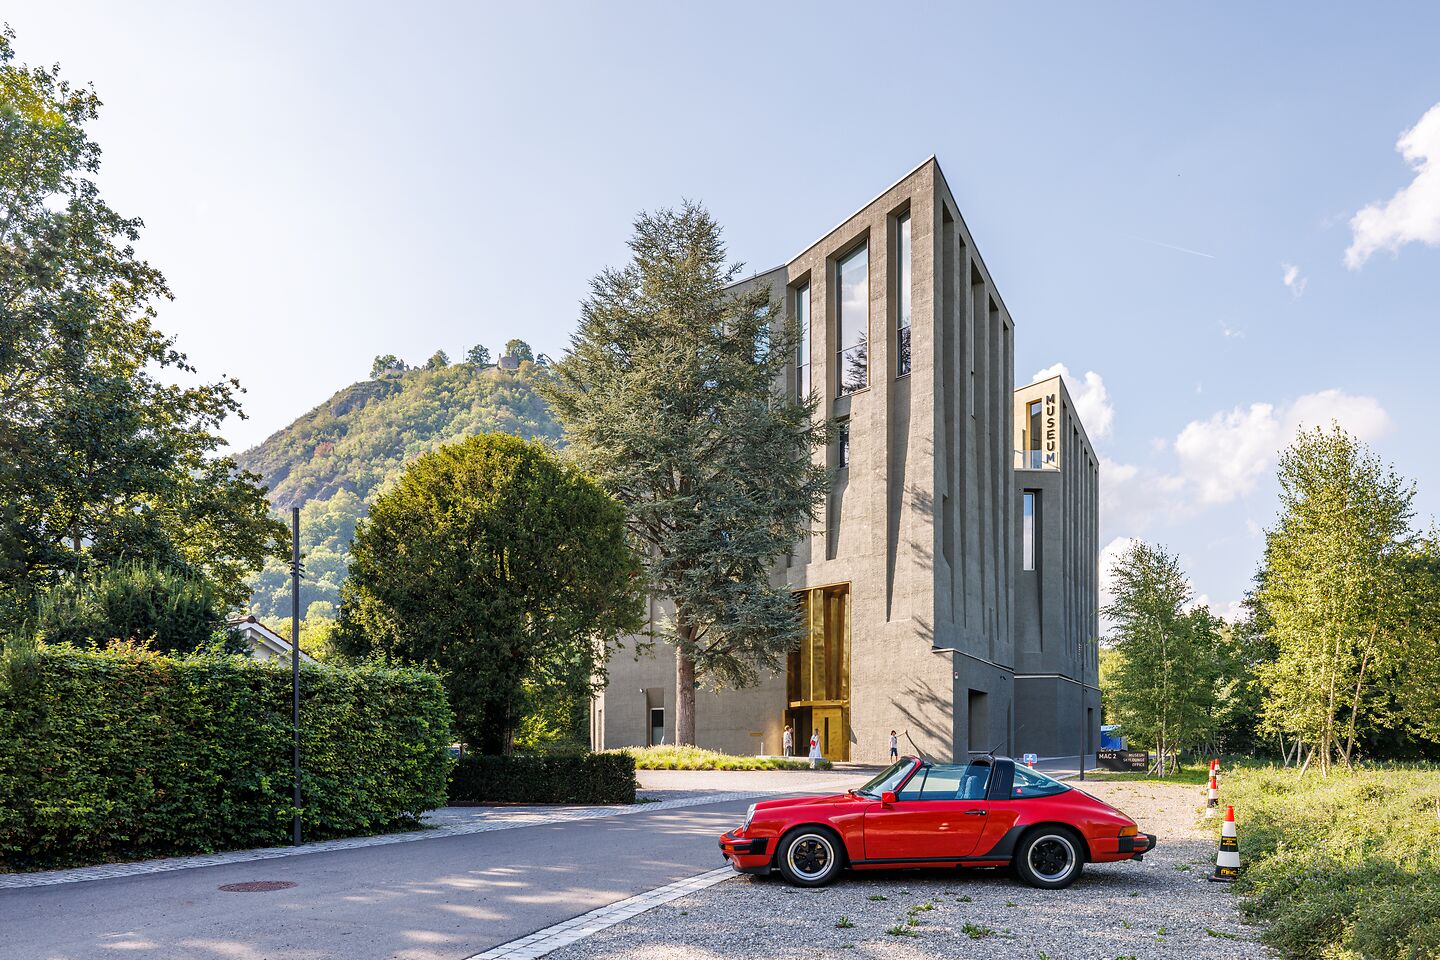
[[795, 282, 811, 399], [896, 214, 912, 377], [837, 420, 851, 470], [1027, 399, 1043, 469], [836, 244, 868, 395], [1022, 491, 1037, 571]]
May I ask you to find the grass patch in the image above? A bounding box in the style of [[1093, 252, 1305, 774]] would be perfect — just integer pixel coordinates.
[[962, 922, 995, 939], [616, 745, 832, 771], [885, 924, 918, 938], [1221, 763, 1440, 960]]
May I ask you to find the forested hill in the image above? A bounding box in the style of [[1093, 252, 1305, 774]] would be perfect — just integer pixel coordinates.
[[238, 359, 561, 618]]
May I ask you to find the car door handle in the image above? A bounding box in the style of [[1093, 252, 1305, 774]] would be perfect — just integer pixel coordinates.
[[963, 809, 986, 816]]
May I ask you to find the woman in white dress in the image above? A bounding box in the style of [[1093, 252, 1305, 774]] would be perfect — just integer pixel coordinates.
[[808, 728, 822, 768]]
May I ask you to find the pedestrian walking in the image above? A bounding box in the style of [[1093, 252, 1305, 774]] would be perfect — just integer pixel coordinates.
[[889, 730, 899, 761], [782, 724, 794, 757], [808, 728, 822, 768]]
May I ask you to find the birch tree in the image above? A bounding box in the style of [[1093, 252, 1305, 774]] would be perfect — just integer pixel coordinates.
[[1255, 426, 1415, 774], [1102, 540, 1222, 774]]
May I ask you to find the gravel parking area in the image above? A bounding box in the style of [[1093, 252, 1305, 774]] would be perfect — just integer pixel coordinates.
[[546, 780, 1269, 960]]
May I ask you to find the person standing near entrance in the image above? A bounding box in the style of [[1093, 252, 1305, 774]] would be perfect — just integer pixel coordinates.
[[782, 724, 794, 757], [808, 728, 822, 768], [889, 730, 899, 761]]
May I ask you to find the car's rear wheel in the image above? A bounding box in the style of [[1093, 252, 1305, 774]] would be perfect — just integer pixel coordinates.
[[776, 827, 843, 887], [1014, 827, 1085, 889]]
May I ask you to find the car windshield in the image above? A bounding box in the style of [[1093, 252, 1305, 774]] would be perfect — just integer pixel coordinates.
[[854, 759, 915, 798], [1011, 764, 1070, 798]]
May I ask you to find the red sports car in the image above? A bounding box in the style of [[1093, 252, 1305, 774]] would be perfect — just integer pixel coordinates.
[[719, 755, 1155, 888]]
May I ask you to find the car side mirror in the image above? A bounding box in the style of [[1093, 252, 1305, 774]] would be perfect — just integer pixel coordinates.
[[881, 791, 897, 805]]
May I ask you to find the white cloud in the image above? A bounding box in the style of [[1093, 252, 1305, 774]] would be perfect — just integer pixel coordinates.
[[1174, 403, 1283, 504], [1285, 388, 1393, 439], [1173, 390, 1393, 505], [1346, 101, 1440, 268], [1031, 363, 1114, 440], [1281, 262, 1307, 297]]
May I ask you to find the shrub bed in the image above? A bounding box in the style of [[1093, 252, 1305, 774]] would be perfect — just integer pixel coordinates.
[[449, 752, 636, 804], [1223, 764, 1440, 959], [621, 744, 833, 771], [0, 643, 452, 871]]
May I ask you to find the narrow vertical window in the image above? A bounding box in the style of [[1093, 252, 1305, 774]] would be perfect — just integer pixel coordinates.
[[1027, 400, 1043, 469], [1022, 492, 1036, 571], [837, 420, 851, 469], [795, 283, 811, 399], [837, 244, 869, 395], [896, 214, 912, 377]]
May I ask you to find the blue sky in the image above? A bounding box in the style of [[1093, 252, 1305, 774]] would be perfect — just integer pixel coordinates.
[[10, 2, 1439, 623]]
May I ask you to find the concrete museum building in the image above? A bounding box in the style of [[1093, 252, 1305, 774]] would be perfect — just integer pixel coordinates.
[[591, 158, 1100, 765]]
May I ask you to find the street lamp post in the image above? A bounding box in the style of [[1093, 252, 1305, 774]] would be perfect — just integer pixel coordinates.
[[1078, 636, 1087, 782], [290, 506, 302, 845]]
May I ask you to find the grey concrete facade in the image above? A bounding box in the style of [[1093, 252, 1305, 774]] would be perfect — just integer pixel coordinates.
[[1013, 376, 1102, 759], [593, 158, 1097, 765]]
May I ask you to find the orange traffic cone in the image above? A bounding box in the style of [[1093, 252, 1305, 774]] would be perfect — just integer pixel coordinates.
[[1209, 805, 1241, 882], [1205, 775, 1219, 818]]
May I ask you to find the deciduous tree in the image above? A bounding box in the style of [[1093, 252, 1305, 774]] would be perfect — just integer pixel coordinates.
[[542, 203, 828, 745], [1102, 540, 1222, 773], [1256, 426, 1417, 773], [335, 433, 643, 753], [0, 29, 283, 619]]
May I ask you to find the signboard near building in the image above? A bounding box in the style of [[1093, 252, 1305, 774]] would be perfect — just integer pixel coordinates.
[[1097, 749, 1150, 771]]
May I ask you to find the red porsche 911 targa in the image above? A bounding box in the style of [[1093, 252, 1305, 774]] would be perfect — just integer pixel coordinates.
[[719, 755, 1155, 889]]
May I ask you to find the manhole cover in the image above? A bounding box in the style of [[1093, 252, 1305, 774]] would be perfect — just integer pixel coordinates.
[[218, 881, 297, 892]]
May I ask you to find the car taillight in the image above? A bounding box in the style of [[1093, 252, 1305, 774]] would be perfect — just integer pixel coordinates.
[[1119, 825, 1138, 837]]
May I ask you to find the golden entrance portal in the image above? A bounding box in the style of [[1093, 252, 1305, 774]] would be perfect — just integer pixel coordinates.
[[786, 583, 851, 761]]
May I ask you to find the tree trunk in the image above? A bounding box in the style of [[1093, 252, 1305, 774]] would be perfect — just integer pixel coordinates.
[[675, 647, 697, 747]]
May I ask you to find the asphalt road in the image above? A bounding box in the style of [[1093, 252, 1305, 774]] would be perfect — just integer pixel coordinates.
[[0, 797, 761, 960]]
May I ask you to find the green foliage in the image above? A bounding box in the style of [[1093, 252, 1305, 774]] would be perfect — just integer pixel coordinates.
[[1256, 426, 1429, 773], [1102, 540, 1224, 773], [370, 354, 407, 378], [335, 433, 643, 753], [0, 643, 452, 870], [1225, 764, 1440, 959], [25, 563, 228, 654], [262, 613, 340, 663], [0, 29, 285, 618], [449, 752, 636, 804], [425, 350, 449, 370], [620, 744, 831, 771], [504, 338, 534, 363], [465, 344, 492, 366], [543, 202, 829, 744], [239, 363, 562, 618]]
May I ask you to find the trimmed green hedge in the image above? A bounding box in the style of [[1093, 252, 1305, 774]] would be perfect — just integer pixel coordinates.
[[450, 752, 636, 804], [0, 643, 452, 871]]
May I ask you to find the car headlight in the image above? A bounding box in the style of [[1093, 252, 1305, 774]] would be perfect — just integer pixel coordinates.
[[742, 803, 756, 832]]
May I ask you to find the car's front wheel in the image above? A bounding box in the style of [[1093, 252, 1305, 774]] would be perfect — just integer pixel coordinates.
[[1014, 827, 1085, 889], [776, 827, 843, 887]]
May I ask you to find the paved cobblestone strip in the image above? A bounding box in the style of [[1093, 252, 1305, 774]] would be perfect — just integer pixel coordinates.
[[0, 780, 841, 890], [463, 867, 735, 960]]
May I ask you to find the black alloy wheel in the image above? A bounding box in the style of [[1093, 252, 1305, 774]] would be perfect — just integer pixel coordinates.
[[777, 828, 842, 887], [1014, 828, 1085, 889]]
